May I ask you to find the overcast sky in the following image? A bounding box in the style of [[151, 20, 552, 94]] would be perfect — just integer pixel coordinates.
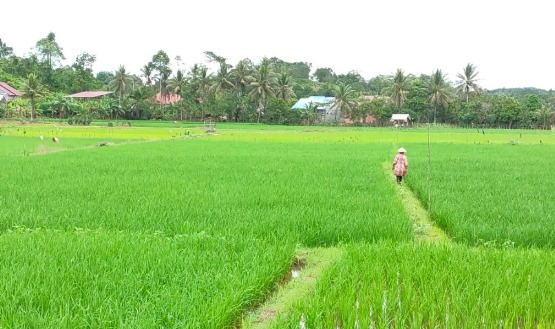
[[1, 0, 553, 90]]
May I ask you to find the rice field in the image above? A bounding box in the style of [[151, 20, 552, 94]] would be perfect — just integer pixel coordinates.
[[272, 243, 555, 328], [0, 229, 293, 328], [0, 123, 554, 327], [0, 139, 412, 244], [406, 143, 555, 247]]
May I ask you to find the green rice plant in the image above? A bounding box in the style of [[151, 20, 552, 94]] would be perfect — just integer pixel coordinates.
[[0, 228, 294, 328], [0, 136, 139, 157], [406, 143, 555, 247], [0, 139, 412, 245], [208, 125, 555, 145], [272, 242, 555, 328], [0, 134, 412, 326], [4, 124, 552, 326], [0, 123, 202, 141]]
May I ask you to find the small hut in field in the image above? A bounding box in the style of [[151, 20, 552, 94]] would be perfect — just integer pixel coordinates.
[[390, 114, 411, 127]]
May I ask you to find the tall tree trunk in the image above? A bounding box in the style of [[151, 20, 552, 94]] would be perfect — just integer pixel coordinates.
[[257, 100, 262, 124], [31, 98, 35, 120]]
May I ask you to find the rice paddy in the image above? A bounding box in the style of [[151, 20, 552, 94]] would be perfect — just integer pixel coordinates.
[[272, 243, 555, 328], [0, 122, 554, 327]]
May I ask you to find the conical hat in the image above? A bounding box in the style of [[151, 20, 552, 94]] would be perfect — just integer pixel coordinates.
[[398, 147, 406, 153]]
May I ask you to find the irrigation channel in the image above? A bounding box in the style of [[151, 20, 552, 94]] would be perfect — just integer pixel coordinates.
[[239, 164, 450, 328]]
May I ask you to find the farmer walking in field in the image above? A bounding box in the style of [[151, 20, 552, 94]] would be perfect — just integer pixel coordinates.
[[392, 147, 408, 184]]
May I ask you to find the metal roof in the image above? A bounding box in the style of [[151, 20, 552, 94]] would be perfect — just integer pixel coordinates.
[[65, 91, 113, 98], [390, 114, 411, 121], [291, 96, 335, 110], [0, 82, 20, 97]]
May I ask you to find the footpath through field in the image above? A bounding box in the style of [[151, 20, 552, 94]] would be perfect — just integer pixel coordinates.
[[240, 247, 343, 328], [241, 161, 450, 328], [382, 162, 451, 245]]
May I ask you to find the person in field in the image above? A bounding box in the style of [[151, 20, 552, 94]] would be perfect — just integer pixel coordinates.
[[392, 147, 408, 184]]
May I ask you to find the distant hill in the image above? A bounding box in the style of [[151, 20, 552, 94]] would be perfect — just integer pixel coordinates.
[[486, 87, 553, 99]]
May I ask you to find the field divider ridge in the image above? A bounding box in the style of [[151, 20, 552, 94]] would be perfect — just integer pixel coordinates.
[[240, 246, 344, 328], [382, 162, 451, 244]]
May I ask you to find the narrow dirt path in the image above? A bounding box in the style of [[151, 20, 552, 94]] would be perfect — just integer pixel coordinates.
[[241, 247, 343, 329], [382, 162, 451, 244]]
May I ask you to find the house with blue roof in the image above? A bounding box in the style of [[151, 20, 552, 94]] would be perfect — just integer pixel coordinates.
[[291, 96, 339, 122]]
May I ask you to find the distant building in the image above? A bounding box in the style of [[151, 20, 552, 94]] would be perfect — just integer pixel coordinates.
[[155, 92, 181, 105], [390, 114, 411, 126], [361, 95, 387, 101], [0, 82, 21, 101], [291, 96, 338, 122], [64, 91, 113, 99], [343, 95, 387, 125], [343, 114, 377, 125]]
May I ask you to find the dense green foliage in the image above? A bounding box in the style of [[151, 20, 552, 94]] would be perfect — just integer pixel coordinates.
[[1, 34, 554, 128]]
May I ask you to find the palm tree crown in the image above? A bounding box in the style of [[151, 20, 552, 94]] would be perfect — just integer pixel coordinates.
[[232, 59, 254, 96], [456, 63, 481, 102], [210, 62, 235, 94], [167, 69, 187, 95], [384, 69, 410, 110], [275, 72, 296, 100], [428, 69, 454, 123], [21, 73, 47, 119], [109, 65, 133, 102], [333, 82, 357, 119], [249, 59, 277, 123]]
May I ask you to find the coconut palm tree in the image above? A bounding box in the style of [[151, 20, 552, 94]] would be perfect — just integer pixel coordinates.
[[191, 65, 212, 119], [456, 63, 481, 102], [166, 70, 188, 120], [249, 59, 277, 123], [167, 69, 187, 95], [141, 63, 155, 87], [383, 69, 410, 110], [210, 62, 235, 94], [275, 72, 296, 100], [333, 82, 357, 120], [21, 73, 47, 120], [232, 59, 254, 96], [109, 65, 133, 104], [427, 69, 454, 124], [129, 86, 154, 119], [301, 102, 318, 126]]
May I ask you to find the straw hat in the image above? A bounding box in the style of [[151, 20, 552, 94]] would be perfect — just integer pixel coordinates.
[[398, 147, 406, 153]]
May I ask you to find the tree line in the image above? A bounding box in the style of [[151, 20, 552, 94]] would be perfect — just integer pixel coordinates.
[[1, 33, 554, 128]]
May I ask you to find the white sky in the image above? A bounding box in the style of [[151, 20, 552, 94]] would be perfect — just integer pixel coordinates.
[[1, 0, 553, 90]]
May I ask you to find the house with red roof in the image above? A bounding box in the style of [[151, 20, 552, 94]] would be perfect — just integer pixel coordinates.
[[155, 92, 181, 105], [0, 82, 21, 102]]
